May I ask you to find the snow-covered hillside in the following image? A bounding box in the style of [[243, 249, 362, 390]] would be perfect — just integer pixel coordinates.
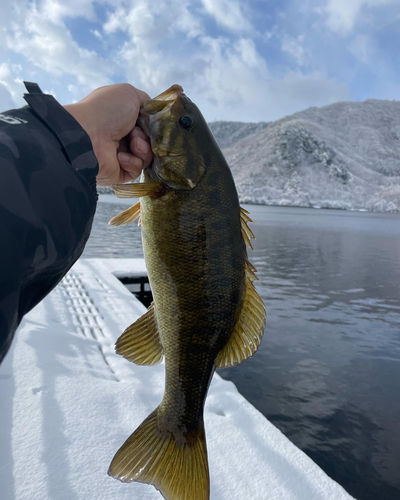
[[209, 121, 270, 148], [218, 99, 400, 211]]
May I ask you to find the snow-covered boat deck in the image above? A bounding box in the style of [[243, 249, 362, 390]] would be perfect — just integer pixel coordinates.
[[0, 258, 353, 500]]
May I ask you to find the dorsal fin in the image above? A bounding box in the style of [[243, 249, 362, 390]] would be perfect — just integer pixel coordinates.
[[115, 303, 163, 365], [245, 259, 258, 282], [216, 206, 265, 368], [216, 277, 266, 368], [109, 201, 141, 226], [240, 207, 255, 250]]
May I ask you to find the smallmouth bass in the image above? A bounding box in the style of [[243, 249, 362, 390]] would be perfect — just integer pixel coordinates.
[[108, 85, 266, 500]]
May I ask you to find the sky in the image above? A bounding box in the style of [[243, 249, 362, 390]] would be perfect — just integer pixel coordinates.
[[0, 0, 399, 122]]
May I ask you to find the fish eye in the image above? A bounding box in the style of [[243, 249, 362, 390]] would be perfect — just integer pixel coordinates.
[[179, 115, 193, 130]]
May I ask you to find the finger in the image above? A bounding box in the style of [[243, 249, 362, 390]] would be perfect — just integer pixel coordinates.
[[130, 135, 153, 169], [117, 152, 144, 181], [129, 126, 149, 142], [118, 128, 149, 155], [117, 135, 130, 154], [119, 169, 141, 184]]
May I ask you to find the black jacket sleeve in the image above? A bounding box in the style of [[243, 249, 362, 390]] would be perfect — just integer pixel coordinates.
[[0, 82, 99, 363]]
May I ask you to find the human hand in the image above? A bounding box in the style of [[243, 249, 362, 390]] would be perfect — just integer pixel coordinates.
[[63, 83, 153, 186]]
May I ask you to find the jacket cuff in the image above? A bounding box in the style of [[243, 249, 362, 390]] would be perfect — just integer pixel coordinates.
[[22, 82, 99, 194]]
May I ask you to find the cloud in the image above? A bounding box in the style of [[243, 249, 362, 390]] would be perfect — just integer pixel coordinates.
[[281, 35, 308, 66], [0, 64, 26, 109], [198, 64, 351, 122], [0, 83, 15, 111], [322, 0, 399, 35], [91, 29, 103, 40], [349, 34, 375, 63], [104, 0, 203, 40], [194, 36, 269, 115], [103, 0, 206, 91], [103, 2, 350, 122], [40, 0, 97, 23], [6, 4, 112, 90], [200, 0, 253, 32]]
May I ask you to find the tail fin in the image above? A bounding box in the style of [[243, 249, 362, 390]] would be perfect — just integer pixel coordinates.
[[108, 409, 209, 500]]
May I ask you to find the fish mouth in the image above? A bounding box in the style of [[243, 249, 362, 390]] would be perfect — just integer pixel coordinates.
[[153, 84, 184, 102], [137, 84, 185, 171], [140, 84, 184, 117]]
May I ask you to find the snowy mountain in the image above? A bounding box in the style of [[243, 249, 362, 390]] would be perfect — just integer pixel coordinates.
[[218, 99, 400, 211], [208, 121, 270, 148]]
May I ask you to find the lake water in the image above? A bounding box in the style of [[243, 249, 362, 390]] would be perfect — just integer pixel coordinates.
[[84, 197, 400, 500]]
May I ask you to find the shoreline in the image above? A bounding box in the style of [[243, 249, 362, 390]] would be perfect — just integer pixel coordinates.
[[98, 193, 400, 214]]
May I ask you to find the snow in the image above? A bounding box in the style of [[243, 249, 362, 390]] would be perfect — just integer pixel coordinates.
[[0, 259, 353, 500]]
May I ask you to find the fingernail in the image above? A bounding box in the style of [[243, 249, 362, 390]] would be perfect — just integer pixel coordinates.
[[136, 137, 150, 154], [118, 152, 131, 163]]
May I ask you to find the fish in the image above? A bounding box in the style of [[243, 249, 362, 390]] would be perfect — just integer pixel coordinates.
[[107, 84, 266, 500]]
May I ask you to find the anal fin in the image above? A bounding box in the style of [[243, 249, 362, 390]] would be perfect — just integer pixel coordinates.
[[109, 201, 141, 227], [216, 276, 266, 368], [115, 303, 163, 365]]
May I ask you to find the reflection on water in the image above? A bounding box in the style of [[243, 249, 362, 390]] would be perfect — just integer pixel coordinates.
[[86, 200, 400, 500]]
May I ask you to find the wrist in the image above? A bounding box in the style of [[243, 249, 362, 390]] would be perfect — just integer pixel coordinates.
[[63, 102, 101, 162]]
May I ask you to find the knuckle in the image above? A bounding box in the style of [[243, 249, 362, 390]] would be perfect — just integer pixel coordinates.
[[118, 82, 135, 93]]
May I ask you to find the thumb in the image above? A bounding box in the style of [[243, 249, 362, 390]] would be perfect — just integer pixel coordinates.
[[96, 145, 122, 186]]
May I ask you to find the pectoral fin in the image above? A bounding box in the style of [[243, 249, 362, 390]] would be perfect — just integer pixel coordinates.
[[113, 182, 163, 198], [115, 303, 163, 365], [109, 201, 141, 226], [216, 273, 266, 368]]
